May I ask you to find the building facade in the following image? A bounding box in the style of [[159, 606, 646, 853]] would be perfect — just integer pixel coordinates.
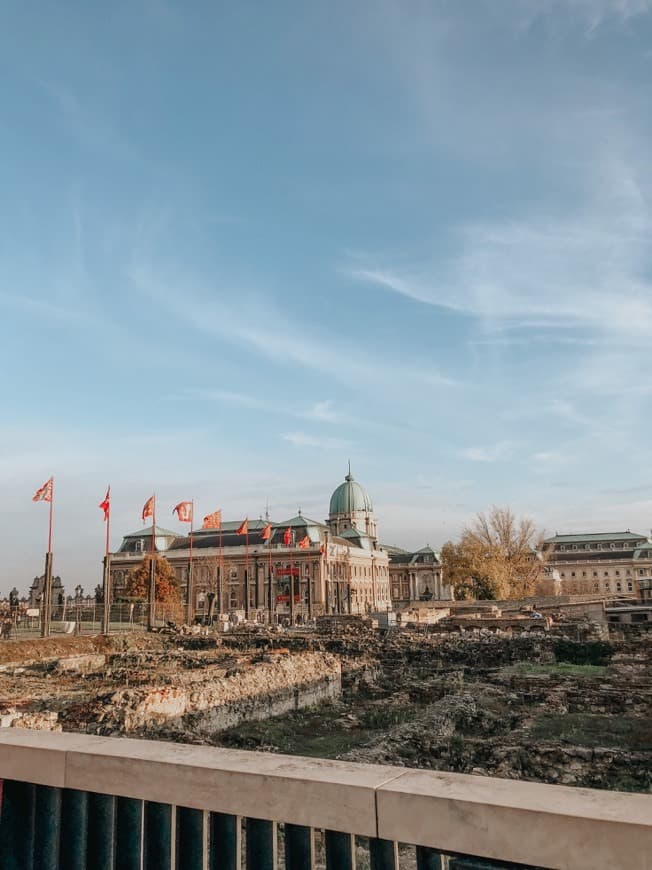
[[543, 531, 652, 596], [385, 546, 453, 607], [110, 471, 400, 622]]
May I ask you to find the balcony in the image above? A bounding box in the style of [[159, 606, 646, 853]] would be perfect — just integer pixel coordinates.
[[0, 730, 650, 869]]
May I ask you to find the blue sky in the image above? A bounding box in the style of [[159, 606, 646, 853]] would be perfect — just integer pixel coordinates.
[[2, 1, 652, 594]]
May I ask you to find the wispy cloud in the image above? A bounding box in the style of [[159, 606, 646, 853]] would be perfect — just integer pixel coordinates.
[[304, 400, 340, 423], [0, 292, 93, 326], [41, 81, 136, 161], [459, 441, 517, 463], [347, 150, 652, 359], [281, 431, 350, 450], [170, 389, 346, 424], [129, 263, 453, 389], [479, 0, 652, 36]]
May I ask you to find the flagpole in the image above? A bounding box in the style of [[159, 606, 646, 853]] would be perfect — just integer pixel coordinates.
[[147, 495, 156, 631], [186, 501, 194, 625], [268, 530, 273, 624], [245, 527, 250, 620], [289, 530, 295, 626], [218, 523, 223, 617], [41, 479, 54, 638], [102, 488, 111, 635]]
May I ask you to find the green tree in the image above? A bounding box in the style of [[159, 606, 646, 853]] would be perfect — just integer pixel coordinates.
[[123, 555, 181, 603]]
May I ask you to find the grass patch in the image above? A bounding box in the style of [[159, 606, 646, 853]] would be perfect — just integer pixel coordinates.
[[532, 713, 652, 750], [503, 662, 607, 677], [553, 640, 613, 666], [215, 700, 422, 758]]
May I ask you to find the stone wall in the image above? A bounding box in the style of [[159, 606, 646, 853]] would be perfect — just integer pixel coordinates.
[[3, 650, 341, 738]]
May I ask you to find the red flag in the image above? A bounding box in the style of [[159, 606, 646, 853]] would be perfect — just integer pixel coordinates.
[[260, 522, 272, 541], [142, 495, 155, 522], [33, 477, 53, 503], [297, 535, 310, 549], [173, 501, 193, 523], [283, 527, 292, 546], [236, 518, 248, 536], [99, 487, 110, 521], [202, 509, 222, 530]]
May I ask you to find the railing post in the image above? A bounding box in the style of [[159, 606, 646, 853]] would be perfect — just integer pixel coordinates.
[[34, 784, 62, 870], [116, 796, 143, 870], [144, 801, 173, 870], [416, 846, 446, 869], [284, 823, 313, 869], [60, 788, 89, 870], [0, 779, 36, 870], [369, 837, 398, 869], [325, 830, 355, 870], [87, 792, 116, 870], [176, 806, 205, 870], [209, 812, 241, 870], [246, 818, 277, 870]]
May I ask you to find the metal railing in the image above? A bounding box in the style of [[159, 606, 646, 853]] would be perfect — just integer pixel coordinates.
[[0, 731, 650, 869], [0, 603, 190, 640]]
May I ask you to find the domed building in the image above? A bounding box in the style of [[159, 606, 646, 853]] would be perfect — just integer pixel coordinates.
[[109, 467, 448, 624], [328, 466, 377, 540]]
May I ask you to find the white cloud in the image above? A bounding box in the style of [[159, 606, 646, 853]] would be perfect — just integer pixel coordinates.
[[459, 442, 517, 463], [304, 400, 340, 423]]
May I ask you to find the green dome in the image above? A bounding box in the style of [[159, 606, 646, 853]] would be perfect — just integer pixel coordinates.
[[329, 472, 373, 515]]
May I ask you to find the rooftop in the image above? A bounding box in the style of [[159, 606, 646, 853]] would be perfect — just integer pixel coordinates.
[[123, 525, 178, 539], [545, 531, 647, 544]]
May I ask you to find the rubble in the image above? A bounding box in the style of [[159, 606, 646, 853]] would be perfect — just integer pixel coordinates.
[[0, 627, 649, 793]]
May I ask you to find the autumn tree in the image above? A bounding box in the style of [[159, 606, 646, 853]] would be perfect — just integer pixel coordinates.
[[440, 540, 496, 601], [123, 555, 181, 604], [441, 506, 546, 600]]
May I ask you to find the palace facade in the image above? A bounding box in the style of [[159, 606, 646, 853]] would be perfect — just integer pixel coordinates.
[[543, 531, 652, 596], [110, 470, 448, 622]]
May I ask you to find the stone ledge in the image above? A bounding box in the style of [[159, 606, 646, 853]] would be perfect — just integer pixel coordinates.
[[0, 730, 650, 868], [0, 730, 399, 836], [376, 769, 652, 870]]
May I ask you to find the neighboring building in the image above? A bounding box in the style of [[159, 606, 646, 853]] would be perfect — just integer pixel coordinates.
[[110, 470, 401, 622], [542, 531, 652, 596], [385, 545, 453, 607]]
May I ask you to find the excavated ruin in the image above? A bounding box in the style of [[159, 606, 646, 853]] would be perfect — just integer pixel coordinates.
[[0, 626, 649, 793]]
